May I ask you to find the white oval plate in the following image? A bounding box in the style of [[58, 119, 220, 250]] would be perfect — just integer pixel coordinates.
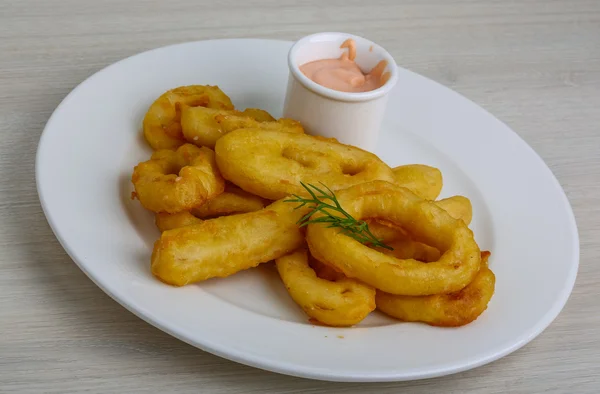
[[36, 39, 579, 382]]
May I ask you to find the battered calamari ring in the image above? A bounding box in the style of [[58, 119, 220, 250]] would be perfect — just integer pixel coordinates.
[[132, 144, 225, 213], [154, 184, 268, 231], [181, 106, 303, 148], [143, 85, 234, 150], [151, 200, 309, 286], [276, 249, 376, 327], [365, 194, 473, 262], [311, 236, 441, 282], [393, 164, 443, 200], [215, 129, 395, 200], [311, 241, 439, 284], [306, 181, 481, 296], [376, 252, 495, 326]]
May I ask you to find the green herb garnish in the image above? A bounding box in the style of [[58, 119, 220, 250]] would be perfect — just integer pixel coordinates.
[[284, 182, 393, 250]]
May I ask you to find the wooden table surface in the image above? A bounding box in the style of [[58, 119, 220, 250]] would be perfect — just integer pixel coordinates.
[[1, 0, 599, 392]]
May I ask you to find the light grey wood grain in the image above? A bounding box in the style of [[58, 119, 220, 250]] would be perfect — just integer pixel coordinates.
[[1, 0, 599, 392]]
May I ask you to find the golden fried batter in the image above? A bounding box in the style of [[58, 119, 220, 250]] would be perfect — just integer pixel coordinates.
[[215, 129, 395, 200], [181, 106, 303, 148], [154, 183, 268, 231], [132, 144, 224, 213], [436, 195, 472, 225], [376, 252, 495, 326], [143, 85, 234, 150], [392, 164, 443, 200], [307, 181, 481, 296], [277, 249, 375, 327], [151, 200, 309, 286]]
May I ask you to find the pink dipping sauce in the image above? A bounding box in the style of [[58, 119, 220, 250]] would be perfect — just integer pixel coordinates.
[[299, 39, 390, 93]]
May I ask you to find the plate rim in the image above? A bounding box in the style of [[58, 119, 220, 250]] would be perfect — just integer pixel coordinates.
[[35, 38, 580, 382]]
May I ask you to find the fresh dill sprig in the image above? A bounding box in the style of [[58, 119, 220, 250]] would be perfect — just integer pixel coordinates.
[[284, 182, 393, 250]]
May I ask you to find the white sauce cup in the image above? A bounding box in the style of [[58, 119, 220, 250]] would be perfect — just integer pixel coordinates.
[[283, 32, 398, 152]]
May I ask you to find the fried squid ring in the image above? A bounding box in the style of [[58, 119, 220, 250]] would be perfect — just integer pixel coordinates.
[[392, 164, 443, 200], [368, 194, 473, 243], [155, 184, 268, 231], [313, 224, 440, 276], [215, 129, 395, 200], [143, 85, 234, 150], [181, 106, 303, 148], [132, 144, 225, 213], [276, 249, 375, 327], [306, 181, 481, 296], [365, 194, 473, 262], [151, 200, 309, 286], [376, 252, 495, 326], [311, 238, 440, 283]]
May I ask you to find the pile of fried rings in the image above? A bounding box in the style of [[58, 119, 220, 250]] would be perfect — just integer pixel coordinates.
[[132, 85, 495, 328]]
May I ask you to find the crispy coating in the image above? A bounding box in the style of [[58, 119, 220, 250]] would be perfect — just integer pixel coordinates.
[[368, 193, 472, 243], [392, 164, 443, 200], [239, 108, 276, 122], [375, 239, 441, 262], [309, 255, 346, 282], [192, 183, 268, 218], [436, 195, 472, 226], [366, 219, 409, 244], [155, 210, 203, 232], [143, 85, 234, 150], [306, 181, 481, 296], [276, 249, 376, 327], [181, 106, 303, 148], [218, 116, 303, 137], [215, 129, 395, 200], [151, 200, 309, 286], [155, 184, 268, 231], [132, 144, 225, 213], [376, 252, 495, 326], [366, 194, 473, 260]]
